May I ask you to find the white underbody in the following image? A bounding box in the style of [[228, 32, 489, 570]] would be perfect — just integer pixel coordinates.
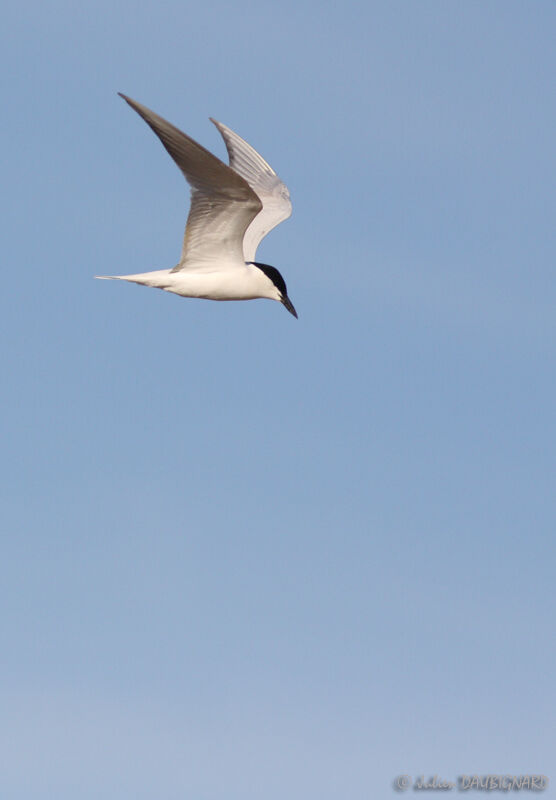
[[100, 262, 281, 303]]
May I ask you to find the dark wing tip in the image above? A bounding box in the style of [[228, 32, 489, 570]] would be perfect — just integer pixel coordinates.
[[118, 93, 139, 110]]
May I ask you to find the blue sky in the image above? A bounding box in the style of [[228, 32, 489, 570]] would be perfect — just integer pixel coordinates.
[[1, 1, 555, 798]]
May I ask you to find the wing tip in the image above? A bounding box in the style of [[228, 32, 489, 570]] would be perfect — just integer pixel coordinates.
[[118, 92, 139, 111], [209, 116, 224, 132]]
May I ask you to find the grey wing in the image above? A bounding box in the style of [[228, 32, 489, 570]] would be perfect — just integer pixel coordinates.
[[119, 94, 262, 271], [210, 118, 292, 263]]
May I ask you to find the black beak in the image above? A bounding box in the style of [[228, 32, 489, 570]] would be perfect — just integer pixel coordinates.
[[281, 295, 298, 319]]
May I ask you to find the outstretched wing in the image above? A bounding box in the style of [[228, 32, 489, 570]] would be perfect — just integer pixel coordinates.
[[119, 94, 262, 271], [210, 118, 292, 263]]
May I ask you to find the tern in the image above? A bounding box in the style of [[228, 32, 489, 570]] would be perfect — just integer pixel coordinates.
[[98, 94, 297, 318]]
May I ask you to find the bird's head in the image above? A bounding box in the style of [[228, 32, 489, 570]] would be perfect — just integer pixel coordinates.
[[249, 261, 298, 318]]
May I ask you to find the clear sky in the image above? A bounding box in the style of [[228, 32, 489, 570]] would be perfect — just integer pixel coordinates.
[[1, 1, 555, 798]]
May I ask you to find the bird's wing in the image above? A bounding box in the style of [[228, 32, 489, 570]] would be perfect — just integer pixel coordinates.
[[119, 94, 262, 272], [210, 118, 292, 263]]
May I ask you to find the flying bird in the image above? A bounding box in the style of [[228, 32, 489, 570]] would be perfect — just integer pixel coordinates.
[[98, 94, 297, 318]]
